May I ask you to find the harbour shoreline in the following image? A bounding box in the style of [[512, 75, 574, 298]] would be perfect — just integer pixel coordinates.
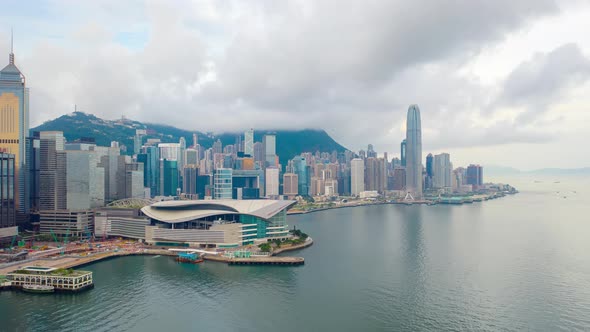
[[0, 238, 314, 277], [287, 192, 516, 215]]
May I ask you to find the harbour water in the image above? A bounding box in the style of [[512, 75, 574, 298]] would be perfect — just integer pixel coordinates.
[[1, 175, 589, 331]]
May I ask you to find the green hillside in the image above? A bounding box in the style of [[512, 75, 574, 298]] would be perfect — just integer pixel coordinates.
[[32, 112, 348, 165]]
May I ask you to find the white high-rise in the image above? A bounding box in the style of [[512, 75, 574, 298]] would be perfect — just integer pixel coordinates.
[[433, 153, 452, 189], [265, 167, 279, 197], [405, 105, 422, 199], [351, 158, 364, 196]]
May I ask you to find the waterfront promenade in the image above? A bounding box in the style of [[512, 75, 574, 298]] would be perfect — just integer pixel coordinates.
[[0, 238, 313, 275], [287, 191, 515, 215]]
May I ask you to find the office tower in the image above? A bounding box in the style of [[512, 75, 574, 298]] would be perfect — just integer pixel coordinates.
[[350, 158, 364, 196], [92, 146, 117, 202], [324, 179, 338, 197], [121, 160, 144, 199], [253, 142, 264, 165], [159, 159, 179, 197], [466, 164, 484, 190], [292, 156, 309, 196], [179, 137, 186, 170], [393, 167, 406, 190], [405, 105, 422, 199], [192, 133, 198, 148], [158, 143, 181, 161], [365, 157, 378, 191], [183, 165, 199, 199], [244, 129, 254, 156], [283, 173, 298, 196], [212, 139, 223, 155], [339, 166, 351, 196], [265, 167, 279, 197], [196, 174, 212, 199], [263, 133, 277, 167], [214, 168, 232, 199], [133, 129, 146, 155], [358, 150, 366, 159], [0, 153, 17, 242], [39, 132, 66, 210], [232, 169, 262, 199], [310, 176, 325, 196], [184, 148, 198, 166], [367, 144, 377, 158], [400, 139, 407, 167], [26, 135, 40, 213], [433, 153, 452, 189], [425, 153, 434, 189], [65, 150, 105, 209], [0, 34, 29, 214], [137, 145, 159, 197]]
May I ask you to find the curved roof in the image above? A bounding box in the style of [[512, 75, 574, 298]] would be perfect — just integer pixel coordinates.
[[107, 198, 157, 208], [141, 199, 296, 223]]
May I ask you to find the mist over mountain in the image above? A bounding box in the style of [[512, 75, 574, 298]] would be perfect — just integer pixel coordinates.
[[32, 112, 348, 166]]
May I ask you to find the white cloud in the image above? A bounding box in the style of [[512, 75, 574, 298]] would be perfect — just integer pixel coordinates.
[[1, 0, 589, 169]]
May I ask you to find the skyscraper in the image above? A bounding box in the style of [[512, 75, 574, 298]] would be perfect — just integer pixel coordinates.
[[265, 167, 279, 197], [213, 168, 232, 199], [350, 158, 364, 196], [0, 32, 29, 213], [244, 129, 254, 156], [283, 173, 298, 196], [400, 139, 406, 167], [292, 156, 309, 196], [405, 105, 422, 199], [39, 131, 66, 210], [159, 159, 179, 197], [0, 153, 17, 242], [466, 164, 484, 190], [263, 133, 277, 167], [433, 153, 452, 189]]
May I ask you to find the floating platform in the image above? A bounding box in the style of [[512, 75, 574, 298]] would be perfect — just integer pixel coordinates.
[[227, 257, 304, 266]]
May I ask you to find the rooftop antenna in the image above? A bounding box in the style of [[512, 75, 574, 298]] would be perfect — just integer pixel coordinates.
[[9, 27, 14, 65]]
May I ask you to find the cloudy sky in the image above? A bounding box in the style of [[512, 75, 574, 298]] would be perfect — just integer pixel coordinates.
[[1, 0, 589, 170]]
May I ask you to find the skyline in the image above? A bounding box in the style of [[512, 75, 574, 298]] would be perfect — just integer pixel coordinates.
[[1, 1, 590, 170]]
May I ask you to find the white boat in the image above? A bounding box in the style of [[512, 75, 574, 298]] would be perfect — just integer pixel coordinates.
[[22, 284, 55, 294]]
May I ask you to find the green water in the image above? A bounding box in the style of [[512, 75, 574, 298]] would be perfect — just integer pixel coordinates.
[[1, 175, 590, 331]]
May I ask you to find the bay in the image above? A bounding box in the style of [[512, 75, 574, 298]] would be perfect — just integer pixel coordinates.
[[1, 175, 590, 331]]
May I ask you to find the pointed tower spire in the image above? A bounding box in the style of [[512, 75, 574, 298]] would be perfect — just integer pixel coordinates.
[[9, 28, 15, 65]]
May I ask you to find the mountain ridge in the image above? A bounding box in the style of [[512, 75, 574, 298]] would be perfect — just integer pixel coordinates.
[[32, 112, 349, 166]]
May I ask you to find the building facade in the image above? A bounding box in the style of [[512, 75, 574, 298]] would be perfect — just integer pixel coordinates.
[[265, 167, 279, 198], [283, 173, 298, 196], [0, 39, 29, 213], [141, 200, 294, 247], [351, 158, 364, 196], [0, 153, 17, 241], [433, 153, 452, 189], [244, 129, 254, 156], [405, 105, 423, 198], [214, 168, 232, 199]]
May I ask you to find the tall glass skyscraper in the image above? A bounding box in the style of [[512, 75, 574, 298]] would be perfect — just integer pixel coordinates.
[[0, 34, 29, 213], [244, 129, 254, 156], [214, 168, 232, 199], [405, 105, 422, 199]]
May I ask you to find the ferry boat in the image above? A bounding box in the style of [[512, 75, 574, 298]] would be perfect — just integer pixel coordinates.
[[22, 284, 55, 294], [175, 252, 204, 264]]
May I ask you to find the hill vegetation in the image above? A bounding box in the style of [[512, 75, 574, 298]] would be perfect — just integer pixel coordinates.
[[32, 112, 348, 166]]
